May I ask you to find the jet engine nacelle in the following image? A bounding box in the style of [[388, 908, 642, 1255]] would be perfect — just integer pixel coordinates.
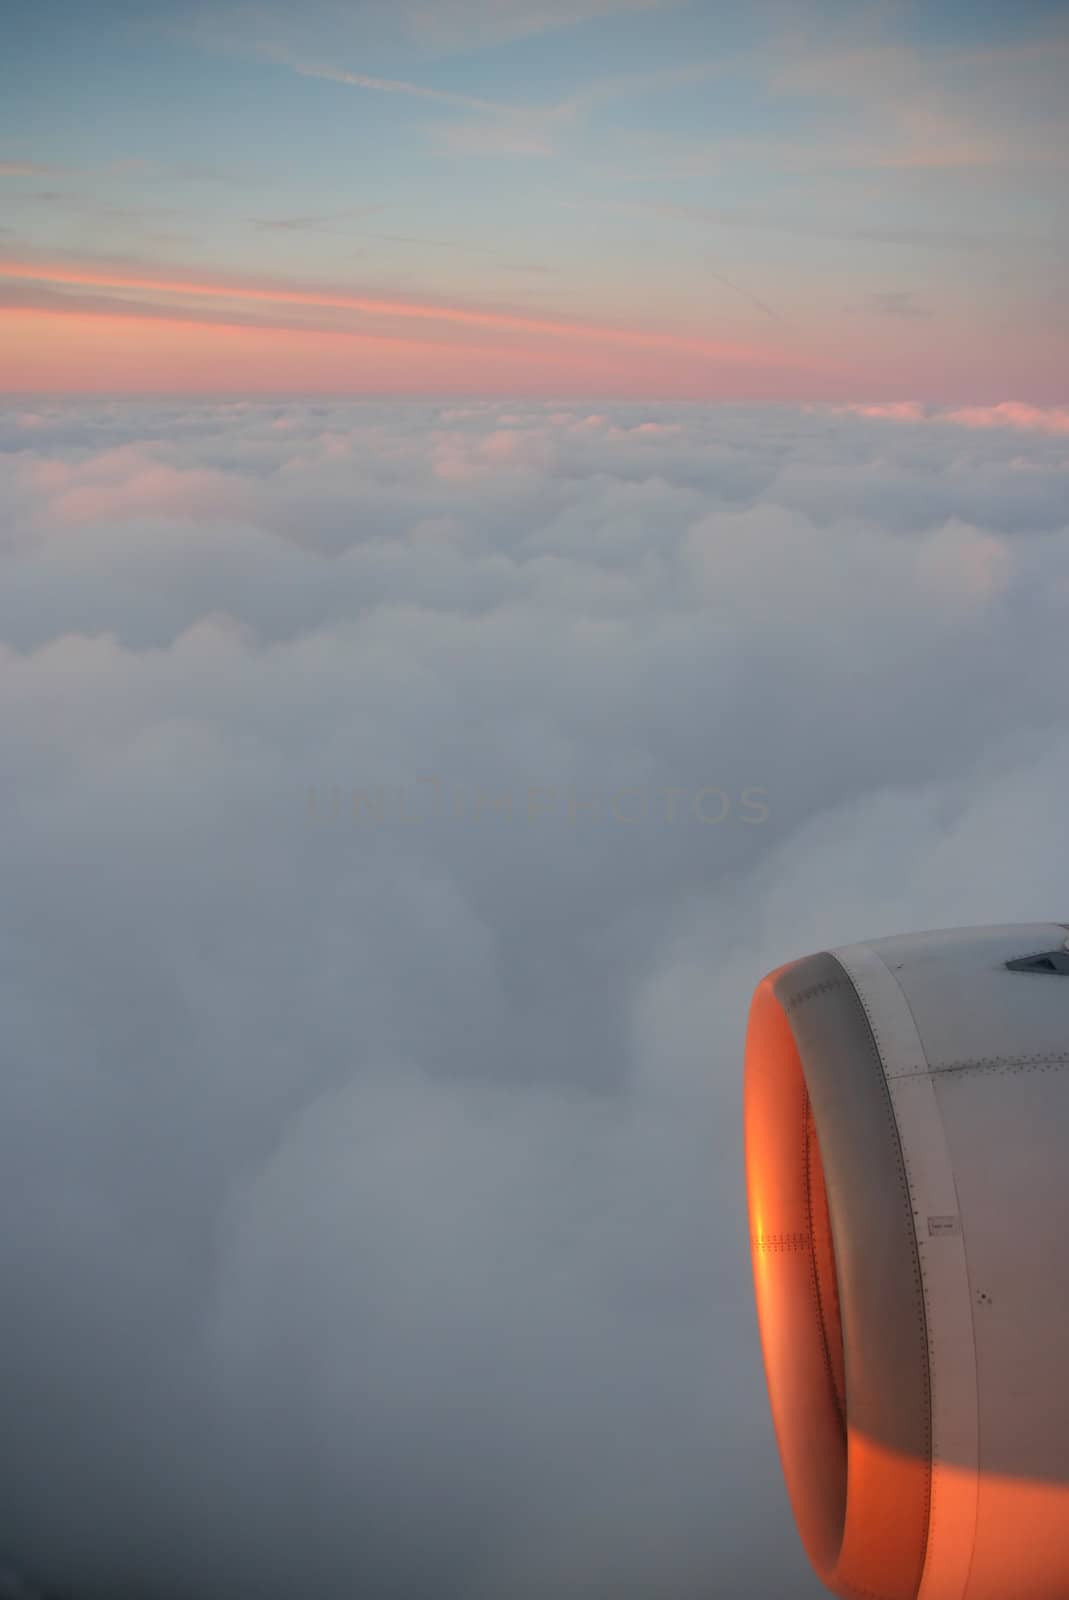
[[744, 923, 1069, 1600]]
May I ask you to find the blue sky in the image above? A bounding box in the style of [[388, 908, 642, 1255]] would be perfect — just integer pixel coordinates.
[[2, 0, 1067, 396]]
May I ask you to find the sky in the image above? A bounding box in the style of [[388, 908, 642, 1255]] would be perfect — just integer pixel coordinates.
[[2, 4, 1069, 1596], [2, 0, 1068, 399], [1, 392, 1068, 1598]]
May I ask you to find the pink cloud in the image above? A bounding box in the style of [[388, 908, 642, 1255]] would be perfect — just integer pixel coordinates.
[[835, 402, 928, 422], [0, 258, 768, 365], [19, 446, 250, 527], [835, 401, 1069, 435], [943, 402, 1069, 436], [614, 420, 683, 436], [0, 159, 62, 176]]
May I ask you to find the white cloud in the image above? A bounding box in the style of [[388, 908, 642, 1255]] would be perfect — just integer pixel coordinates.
[[0, 397, 1067, 1598]]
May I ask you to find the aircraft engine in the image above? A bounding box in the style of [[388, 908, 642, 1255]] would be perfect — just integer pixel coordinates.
[[744, 923, 1069, 1600]]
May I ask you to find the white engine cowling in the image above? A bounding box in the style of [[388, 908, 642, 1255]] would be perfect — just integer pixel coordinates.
[[744, 923, 1069, 1600]]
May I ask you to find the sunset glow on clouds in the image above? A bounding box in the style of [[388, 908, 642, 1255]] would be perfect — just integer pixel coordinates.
[[835, 401, 1069, 434], [2, 0, 1068, 399]]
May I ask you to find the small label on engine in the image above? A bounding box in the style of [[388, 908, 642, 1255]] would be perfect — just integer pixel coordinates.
[[927, 1215, 961, 1237]]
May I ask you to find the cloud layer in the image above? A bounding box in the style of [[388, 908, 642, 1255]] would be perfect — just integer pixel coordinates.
[[1, 399, 1068, 1598]]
